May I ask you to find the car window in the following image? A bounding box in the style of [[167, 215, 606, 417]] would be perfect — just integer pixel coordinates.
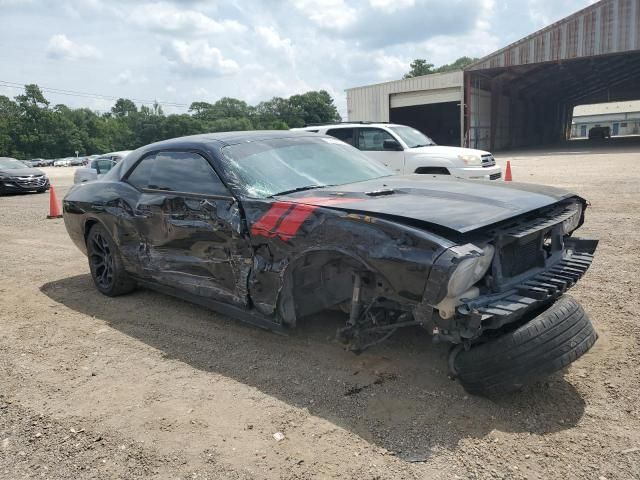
[[356, 128, 396, 151], [129, 151, 228, 196], [126, 155, 156, 190], [95, 159, 114, 174], [326, 128, 355, 146]]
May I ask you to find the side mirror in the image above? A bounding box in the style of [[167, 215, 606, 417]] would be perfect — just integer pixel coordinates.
[[383, 139, 403, 151]]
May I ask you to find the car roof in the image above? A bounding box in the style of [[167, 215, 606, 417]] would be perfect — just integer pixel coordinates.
[[103, 150, 132, 157], [139, 130, 323, 150], [117, 130, 337, 174], [294, 123, 403, 130]]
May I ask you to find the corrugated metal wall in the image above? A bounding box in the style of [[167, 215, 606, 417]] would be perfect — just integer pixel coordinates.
[[346, 71, 463, 122], [468, 0, 640, 71]]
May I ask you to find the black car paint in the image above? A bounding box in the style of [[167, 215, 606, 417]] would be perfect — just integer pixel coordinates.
[[0, 166, 50, 193], [63, 131, 595, 341]]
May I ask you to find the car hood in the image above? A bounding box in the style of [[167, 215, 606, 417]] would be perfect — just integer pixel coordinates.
[[407, 145, 490, 157], [278, 175, 576, 235], [0, 167, 45, 177]]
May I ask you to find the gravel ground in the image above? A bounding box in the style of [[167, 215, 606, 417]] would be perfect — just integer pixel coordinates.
[[1, 138, 639, 479]]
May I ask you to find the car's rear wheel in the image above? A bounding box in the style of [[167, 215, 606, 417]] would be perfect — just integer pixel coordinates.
[[86, 223, 136, 296], [453, 295, 597, 396]]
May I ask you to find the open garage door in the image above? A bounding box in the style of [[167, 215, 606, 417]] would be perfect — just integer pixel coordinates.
[[390, 87, 461, 109], [390, 101, 461, 146]]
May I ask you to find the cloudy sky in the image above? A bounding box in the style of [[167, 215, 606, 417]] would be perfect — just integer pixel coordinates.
[[0, 0, 596, 117]]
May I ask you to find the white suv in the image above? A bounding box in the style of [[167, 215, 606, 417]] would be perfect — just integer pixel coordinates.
[[293, 123, 502, 181]]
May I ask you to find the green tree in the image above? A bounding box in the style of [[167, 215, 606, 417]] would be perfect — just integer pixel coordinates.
[[288, 90, 341, 126], [0, 84, 344, 158], [111, 98, 137, 118], [435, 56, 478, 73], [404, 56, 479, 78], [0, 95, 19, 157], [404, 59, 435, 78]]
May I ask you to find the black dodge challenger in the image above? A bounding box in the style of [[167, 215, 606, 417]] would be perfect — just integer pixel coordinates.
[[63, 131, 598, 395]]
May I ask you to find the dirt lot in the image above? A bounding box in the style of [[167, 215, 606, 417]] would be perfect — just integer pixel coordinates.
[[1, 138, 639, 479]]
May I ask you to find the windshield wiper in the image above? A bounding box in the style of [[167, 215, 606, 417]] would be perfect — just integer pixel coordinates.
[[271, 184, 326, 197], [411, 143, 435, 148]]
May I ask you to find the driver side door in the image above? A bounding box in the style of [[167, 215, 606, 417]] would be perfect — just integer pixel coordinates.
[[124, 150, 252, 306], [354, 127, 404, 174]]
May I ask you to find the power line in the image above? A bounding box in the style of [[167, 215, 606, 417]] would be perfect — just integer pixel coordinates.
[[0, 79, 189, 109]]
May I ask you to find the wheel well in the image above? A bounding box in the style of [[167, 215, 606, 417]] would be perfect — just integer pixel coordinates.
[[278, 251, 383, 327], [414, 166, 450, 175], [84, 219, 99, 243]]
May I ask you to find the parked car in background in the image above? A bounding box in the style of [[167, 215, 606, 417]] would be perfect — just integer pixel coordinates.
[[293, 122, 502, 180], [74, 157, 117, 184], [588, 126, 611, 140], [97, 150, 132, 163], [70, 157, 86, 166], [0, 157, 50, 194], [40, 159, 55, 167], [63, 131, 598, 395], [21, 160, 36, 167], [54, 158, 72, 167]]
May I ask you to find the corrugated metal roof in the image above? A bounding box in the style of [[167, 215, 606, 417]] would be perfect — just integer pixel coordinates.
[[467, 0, 640, 71], [574, 99, 640, 115], [345, 70, 462, 93]]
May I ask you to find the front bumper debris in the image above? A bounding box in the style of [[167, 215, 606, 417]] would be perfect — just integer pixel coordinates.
[[459, 238, 597, 334]]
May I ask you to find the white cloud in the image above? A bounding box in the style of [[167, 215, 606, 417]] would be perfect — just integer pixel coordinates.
[[161, 40, 240, 76], [129, 2, 246, 35], [527, 0, 597, 28], [245, 69, 312, 103], [112, 69, 148, 85], [369, 0, 415, 13], [292, 0, 356, 29], [255, 26, 295, 64], [374, 54, 409, 80], [45, 34, 101, 60]]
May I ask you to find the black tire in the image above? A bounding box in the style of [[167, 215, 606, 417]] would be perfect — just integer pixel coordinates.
[[454, 295, 597, 396], [86, 223, 136, 297]]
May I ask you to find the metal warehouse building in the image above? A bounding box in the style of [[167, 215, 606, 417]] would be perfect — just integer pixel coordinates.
[[571, 100, 640, 137], [346, 0, 640, 151]]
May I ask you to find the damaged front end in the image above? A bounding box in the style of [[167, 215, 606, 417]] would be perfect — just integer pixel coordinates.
[[416, 199, 597, 345], [335, 198, 597, 353]]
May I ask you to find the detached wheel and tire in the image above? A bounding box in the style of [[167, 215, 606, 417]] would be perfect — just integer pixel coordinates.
[[453, 295, 597, 396], [86, 223, 136, 296]]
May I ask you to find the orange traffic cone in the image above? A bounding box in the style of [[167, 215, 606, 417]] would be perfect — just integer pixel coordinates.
[[47, 186, 63, 219], [504, 161, 513, 182]]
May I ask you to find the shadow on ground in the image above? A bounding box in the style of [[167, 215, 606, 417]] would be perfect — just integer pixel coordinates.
[[42, 274, 586, 461]]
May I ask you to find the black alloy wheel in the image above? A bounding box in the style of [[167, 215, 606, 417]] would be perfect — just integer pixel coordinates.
[[87, 223, 136, 296]]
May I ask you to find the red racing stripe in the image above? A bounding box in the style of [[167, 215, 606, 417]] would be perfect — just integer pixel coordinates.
[[251, 202, 293, 236], [275, 204, 318, 239]]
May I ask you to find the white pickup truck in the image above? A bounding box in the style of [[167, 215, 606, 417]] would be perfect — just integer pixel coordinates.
[[293, 123, 502, 180], [73, 151, 132, 184]]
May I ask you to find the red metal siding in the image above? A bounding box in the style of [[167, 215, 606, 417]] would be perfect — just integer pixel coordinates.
[[467, 0, 640, 71]]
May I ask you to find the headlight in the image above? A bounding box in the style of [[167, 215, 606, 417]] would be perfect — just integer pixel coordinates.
[[458, 154, 482, 166], [562, 202, 583, 235], [447, 244, 495, 297]]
